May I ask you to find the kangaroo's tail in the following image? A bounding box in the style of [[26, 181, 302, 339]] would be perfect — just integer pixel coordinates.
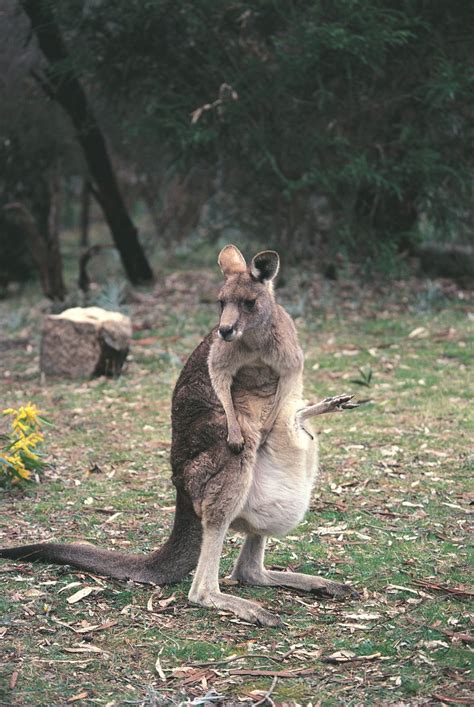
[[0, 491, 202, 585]]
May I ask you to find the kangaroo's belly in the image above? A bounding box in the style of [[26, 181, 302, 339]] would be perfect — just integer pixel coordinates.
[[232, 420, 318, 537]]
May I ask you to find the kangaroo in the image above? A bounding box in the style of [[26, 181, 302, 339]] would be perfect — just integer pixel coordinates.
[[0, 245, 358, 626]]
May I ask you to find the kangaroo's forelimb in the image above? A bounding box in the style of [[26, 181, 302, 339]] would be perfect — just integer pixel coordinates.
[[296, 393, 359, 424], [208, 363, 244, 453]]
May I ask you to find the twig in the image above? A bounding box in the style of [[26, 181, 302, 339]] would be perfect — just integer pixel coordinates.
[[30, 69, 56, 101], [412, 579, 474, 598], [254, 675, 278, 707], [431, 695, 473, 705], [229, 667, 316, 678], [188, 653, 287, 669]]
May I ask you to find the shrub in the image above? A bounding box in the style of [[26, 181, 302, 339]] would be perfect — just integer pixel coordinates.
[[0, 403, 50, 486]]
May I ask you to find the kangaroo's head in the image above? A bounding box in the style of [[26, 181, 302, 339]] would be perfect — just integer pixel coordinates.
[[216, 244, 279, 342]]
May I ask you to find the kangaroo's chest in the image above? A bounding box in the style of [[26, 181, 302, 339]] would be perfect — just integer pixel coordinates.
[[232, 362, 278, 420]]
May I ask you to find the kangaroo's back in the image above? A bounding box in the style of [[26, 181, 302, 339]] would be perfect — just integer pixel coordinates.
[[170, 331, 227, 483]]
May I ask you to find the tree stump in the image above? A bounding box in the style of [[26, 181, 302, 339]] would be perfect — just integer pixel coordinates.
[[40, 306, 132, 378]]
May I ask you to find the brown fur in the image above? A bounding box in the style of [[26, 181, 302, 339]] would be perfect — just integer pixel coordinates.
[[0, 245, 357, 626], [209, 246, 303, 452]]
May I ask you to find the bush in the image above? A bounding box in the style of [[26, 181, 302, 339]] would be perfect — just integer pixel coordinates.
[[1, 403, 50, 486]]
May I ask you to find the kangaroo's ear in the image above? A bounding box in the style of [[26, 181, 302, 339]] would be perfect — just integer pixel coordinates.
[[218, 245, 247, 277], [250, 250, 280, 283]]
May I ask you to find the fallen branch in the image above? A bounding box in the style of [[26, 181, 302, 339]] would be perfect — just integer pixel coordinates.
[[321, 651, 382, 664], [229, 667, 316, 679], [431, 695, 473, 705], [189, 653, 286, 669], [412, 579, 474, 598]]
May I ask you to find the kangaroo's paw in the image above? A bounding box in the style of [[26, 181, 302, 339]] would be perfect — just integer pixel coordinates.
[[227, 427, 245, 454], [296, 393, 359, 423], [190, 589, 282, 626], [322, 393, 359, 410], [326, 394, 359, 410]]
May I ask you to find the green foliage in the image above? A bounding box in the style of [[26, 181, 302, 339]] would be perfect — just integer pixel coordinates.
[[350, 365, 373, 387], [55, 0, 474, 253], [3, 1, 473, 267]]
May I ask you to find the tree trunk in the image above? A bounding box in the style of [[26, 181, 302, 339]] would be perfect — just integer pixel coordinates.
[[21, 0, 154, 286], [80, 177, 91, 249]]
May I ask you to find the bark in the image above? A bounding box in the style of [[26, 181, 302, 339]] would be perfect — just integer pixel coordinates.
[[21, 0, 154, 286]]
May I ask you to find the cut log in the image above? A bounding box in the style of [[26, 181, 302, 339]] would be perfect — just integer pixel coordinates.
[[40, 307, 132, 378]]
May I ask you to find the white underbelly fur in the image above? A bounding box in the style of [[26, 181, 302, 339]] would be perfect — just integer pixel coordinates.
[[234, 406, 318, 537]]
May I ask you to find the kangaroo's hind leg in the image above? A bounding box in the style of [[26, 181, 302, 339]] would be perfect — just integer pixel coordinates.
[[187, 445, 282, 627], [231, 534, 359, 599]]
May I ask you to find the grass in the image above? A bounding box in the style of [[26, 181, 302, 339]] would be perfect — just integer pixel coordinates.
[[0, 258, 473, 706]]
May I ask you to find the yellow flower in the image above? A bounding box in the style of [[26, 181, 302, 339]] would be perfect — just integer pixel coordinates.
[[12, 431, 44, 449], [12, 418, 28, 434], [2, 408, 17, 415], [1, 402, 47, 485], [5, 453, 31, 479], [15, 466, 32, 480], [10, 438, 40, 461], [20, 403, 42, 426]]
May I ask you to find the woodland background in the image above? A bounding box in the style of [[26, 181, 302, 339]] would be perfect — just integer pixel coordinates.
[[1, 0, 473, 297]]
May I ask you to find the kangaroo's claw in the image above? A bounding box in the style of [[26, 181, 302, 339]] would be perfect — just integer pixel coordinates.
[[227, 430, 245, 454]]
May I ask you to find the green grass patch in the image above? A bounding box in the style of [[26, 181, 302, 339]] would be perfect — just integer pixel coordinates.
[[0, 269, 472, 705]]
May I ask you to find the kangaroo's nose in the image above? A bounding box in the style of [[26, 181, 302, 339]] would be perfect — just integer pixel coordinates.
[[218, 325, 235, 341]]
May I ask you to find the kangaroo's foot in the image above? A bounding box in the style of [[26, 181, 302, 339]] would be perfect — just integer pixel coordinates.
[[188, 586, 281, 626], [232, 535, 359, 600], [233, 567, 359, 600]]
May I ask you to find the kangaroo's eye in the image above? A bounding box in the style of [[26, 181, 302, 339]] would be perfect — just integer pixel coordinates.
[[218, 299, 225, 311], [243, 299, 256, 311]]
